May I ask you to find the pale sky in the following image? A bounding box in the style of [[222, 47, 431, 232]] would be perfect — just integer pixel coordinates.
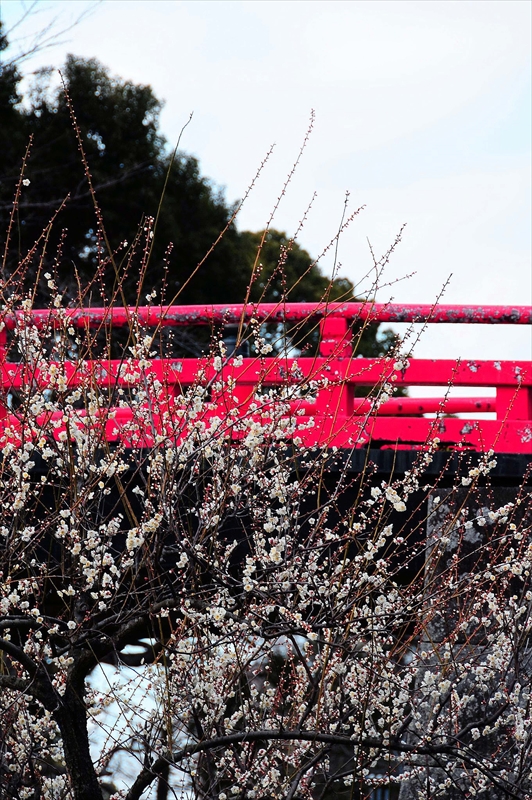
[[1, 0, 531, 367]]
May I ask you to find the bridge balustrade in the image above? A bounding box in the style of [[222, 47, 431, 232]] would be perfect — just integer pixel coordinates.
[[0, 303, 530, 454]]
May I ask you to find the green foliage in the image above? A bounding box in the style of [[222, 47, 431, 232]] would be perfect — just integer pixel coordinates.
[[0, 52, 244, 303], [0, 23, 25, 189], [0, 30, 399, 361], [242, 230, 401, 365], [242, 229, 352, 303]]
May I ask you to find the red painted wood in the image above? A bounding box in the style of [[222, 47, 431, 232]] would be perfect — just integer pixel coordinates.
[[1, 302, 531, 329], [1, 304, 530, 453]]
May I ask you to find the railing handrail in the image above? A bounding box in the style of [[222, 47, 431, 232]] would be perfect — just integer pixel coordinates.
[[1, 302, 531, 329]]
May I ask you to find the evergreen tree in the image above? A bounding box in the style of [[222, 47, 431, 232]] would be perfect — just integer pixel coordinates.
[[0, 27, 398, 359]]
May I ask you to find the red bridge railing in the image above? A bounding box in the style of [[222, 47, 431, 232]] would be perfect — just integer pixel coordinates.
[[1, 303, 531, 454]]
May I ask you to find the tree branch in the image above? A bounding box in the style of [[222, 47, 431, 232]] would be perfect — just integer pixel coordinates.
[[0, 673, 31, 692], [125, 728, 470, 800], [0, 637, 40, 678]]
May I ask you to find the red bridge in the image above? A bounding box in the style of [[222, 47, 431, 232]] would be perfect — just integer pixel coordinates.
[[1, 303, 531, 454]]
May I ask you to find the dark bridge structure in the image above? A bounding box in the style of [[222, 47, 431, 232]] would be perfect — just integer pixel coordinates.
[[1, 302, 530, 465]]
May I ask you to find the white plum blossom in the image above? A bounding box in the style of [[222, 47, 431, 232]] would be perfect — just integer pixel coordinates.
[[0, 279, 529, 800]]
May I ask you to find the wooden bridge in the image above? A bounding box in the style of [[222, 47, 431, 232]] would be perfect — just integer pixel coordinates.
[[1, 302, 531, 456]]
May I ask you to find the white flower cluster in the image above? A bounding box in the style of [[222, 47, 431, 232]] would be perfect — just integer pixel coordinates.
[[0, 289, 530, 800]]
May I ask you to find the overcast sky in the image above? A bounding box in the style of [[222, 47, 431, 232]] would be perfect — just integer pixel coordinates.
[[2, 0, 531, 367]]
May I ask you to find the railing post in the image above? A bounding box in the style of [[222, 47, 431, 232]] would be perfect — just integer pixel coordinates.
[[317, 317, 353, 424], [319, 317, 353, 359]]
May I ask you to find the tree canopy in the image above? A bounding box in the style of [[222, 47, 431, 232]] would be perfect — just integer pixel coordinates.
[[0, 44, 246, 303], [0, 23, 397, 359]]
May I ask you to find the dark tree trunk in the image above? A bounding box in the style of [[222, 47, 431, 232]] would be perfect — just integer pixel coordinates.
[[54, 683, 104, 800], [156, 761, 170, 800]]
